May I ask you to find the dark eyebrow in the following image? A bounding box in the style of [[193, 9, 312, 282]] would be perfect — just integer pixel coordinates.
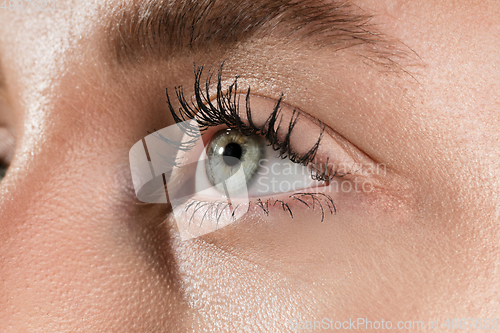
[[108, 0, 410, 67]]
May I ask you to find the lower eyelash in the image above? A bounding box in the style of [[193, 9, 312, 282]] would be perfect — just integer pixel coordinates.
[[182, 192, 337, 230], [256, 192, 336, 223], [289, 192, 337, 222], [184, 199, 245, 228]]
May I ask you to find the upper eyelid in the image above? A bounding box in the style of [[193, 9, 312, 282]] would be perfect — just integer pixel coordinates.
[[167, 65, 325, 162], [169, 73, 361, 192], [166, 64, 390, 185]]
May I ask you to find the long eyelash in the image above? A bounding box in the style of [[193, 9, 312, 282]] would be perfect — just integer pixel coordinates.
[[166, 63, 326, 167]]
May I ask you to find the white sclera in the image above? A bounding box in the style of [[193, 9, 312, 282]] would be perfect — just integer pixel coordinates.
[[248, 148, 323, 197]]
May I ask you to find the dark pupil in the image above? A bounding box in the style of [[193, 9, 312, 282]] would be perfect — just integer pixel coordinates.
[[222, 142, 243, 166]]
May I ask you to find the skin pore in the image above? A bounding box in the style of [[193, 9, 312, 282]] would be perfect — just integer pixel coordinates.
[[1, 0, 499, 332]]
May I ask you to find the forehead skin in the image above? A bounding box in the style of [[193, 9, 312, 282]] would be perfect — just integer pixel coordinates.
[[0, 0, 499, 332]]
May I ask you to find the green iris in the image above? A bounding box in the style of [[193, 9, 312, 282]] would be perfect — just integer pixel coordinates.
[[205, 129, 265, 194]]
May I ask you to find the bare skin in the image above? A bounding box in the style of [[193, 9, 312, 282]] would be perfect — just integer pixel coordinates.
[[0, 0, 499, 332]]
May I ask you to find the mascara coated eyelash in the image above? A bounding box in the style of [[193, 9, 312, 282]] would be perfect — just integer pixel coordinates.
[[166, 64, 344, 182]]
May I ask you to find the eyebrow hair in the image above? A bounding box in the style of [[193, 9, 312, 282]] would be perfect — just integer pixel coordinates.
[[109, 0, 408, 67]]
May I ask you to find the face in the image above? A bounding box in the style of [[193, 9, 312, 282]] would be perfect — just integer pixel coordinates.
[[1, 0, 499, 331]]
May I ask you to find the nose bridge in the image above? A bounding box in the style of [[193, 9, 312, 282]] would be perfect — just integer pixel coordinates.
[[0, 5, 192, 329], [0, 116, 117, 220], [0, 116, 186, 330]]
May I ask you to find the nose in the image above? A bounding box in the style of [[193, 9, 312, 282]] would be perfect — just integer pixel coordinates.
[[0, 104, 187, 331]]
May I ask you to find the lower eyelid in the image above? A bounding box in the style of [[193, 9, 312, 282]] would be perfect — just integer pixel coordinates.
[[170, 164, 382, 240], [171, 192, 337, 240]]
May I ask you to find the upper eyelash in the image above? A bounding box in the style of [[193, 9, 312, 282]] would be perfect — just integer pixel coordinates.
[[165, 63, 346, 182], [166, 64, 325, 165]]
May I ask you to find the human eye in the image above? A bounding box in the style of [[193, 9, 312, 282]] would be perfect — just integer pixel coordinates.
[[130, 65, 366, 240]]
